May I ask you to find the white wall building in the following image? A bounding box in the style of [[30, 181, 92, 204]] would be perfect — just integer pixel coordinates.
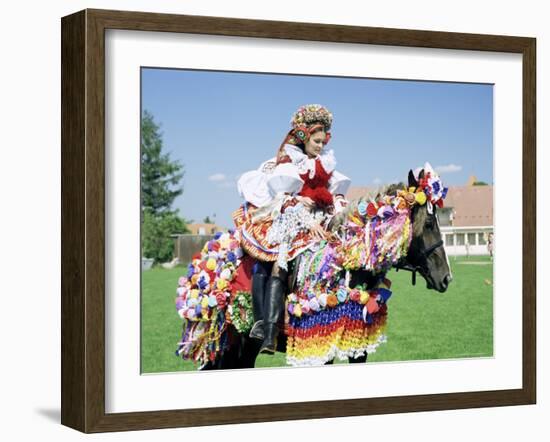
[[440, 225, 493, 256]]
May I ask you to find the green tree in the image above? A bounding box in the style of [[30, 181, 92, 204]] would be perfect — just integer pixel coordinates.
[[142, 211, 188, 263], [141, 110, 189, 263], [141, 110, 184, 215]]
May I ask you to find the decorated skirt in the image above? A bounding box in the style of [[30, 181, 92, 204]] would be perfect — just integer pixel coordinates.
[[232, 202, 319, 267]]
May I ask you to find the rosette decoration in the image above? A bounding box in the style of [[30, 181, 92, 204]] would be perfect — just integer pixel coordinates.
[[414, 163, 449, 208], [175, 230, 254, 367]]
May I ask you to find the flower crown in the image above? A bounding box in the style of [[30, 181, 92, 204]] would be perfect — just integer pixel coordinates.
[[283, 104, 333, 148], [291, 104, 333, 131]]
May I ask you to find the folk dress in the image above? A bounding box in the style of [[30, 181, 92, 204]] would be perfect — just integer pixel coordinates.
[[232, 144, 351, 269]]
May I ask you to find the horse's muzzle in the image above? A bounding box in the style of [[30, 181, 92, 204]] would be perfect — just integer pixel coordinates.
[[437, 273, 453, 293]]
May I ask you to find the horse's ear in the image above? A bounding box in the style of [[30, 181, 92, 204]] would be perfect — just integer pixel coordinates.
[[408, 170, 418, 188]]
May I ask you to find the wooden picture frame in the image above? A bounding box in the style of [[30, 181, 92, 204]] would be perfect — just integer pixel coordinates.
[[61, 8, 536, 433]]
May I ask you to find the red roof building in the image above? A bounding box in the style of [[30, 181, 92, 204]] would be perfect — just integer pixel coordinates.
[[443, 185, 493, 227]]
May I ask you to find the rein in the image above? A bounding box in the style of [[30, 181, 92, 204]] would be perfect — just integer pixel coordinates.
[[394, 239, 444, 285], [421, 239, 444, 258]]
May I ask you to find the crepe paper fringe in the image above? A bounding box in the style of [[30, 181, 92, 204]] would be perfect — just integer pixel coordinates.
[[285, 301, 388, 367], [340, 211, 412, 273], [175, 311, 230, 368]]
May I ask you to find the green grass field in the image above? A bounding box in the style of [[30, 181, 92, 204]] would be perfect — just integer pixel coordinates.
[[141, 255, 493, 373]]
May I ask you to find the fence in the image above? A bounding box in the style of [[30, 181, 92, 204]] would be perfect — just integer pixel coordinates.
[[172, 234, 215, 265]]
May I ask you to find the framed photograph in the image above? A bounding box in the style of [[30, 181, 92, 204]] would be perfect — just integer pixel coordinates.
[[61, 9, 536, 433]]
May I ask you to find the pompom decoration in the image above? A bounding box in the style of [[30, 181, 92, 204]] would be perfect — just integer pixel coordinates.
[[206, 258, 217, 271], [415, 191, 427, 205], [175, 230, 253, 368]]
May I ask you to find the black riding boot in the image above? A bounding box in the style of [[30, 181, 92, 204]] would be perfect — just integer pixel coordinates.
[[259, 276, 286, 355], [249, 272, 267, 340]]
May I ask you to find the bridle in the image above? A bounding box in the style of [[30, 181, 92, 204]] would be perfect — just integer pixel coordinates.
[[394, 238, 444, 286], [393, 199, 446, 285]]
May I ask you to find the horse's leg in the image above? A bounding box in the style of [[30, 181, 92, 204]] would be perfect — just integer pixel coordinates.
[[239, 336, 262, 368], [199, 361, 216, 370], [323, 354, 367, 365], [209, 334, 263, 370], [275, 332, 287, 354], [199, 332, 245, 370], [348, 354, 368, 364], [199, 355, 227, 370]]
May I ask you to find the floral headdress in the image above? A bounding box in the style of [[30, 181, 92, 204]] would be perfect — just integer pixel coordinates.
[[291, 104, 333, 130], [277, 104, 333, 162], [286, 104, 333, 144]]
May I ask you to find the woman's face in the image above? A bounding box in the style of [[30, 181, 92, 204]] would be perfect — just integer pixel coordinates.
[[304, 130, 327, 158]]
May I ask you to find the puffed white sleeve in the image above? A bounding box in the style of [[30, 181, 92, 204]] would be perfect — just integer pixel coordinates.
[[329, 170, 351, 196], [266, 163, 304, 197], [237, 158, 277, 208]]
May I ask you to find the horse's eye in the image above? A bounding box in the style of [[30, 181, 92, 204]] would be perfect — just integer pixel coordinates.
[[426, 218, 435, 230]]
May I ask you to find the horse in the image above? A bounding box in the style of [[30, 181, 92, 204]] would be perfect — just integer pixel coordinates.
[[177, 166, 452, 370]]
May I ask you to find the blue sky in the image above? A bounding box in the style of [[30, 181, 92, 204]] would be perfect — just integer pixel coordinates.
[[141, 68, 493, 228]]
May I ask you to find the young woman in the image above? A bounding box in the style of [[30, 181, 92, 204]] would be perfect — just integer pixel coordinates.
[[233, 104, 351, 354]]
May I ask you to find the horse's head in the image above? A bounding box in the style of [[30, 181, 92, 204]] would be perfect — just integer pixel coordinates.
[[403, 167, 452, 293]]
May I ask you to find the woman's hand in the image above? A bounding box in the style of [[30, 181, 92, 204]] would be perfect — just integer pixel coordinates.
[[310, 222, 328, 241], [296, 196, 315, 210]]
